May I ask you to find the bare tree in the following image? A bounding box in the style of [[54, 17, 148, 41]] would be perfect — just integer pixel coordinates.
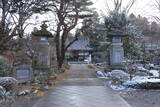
[[153, 0, 160, 22], [0, 0, 48, 53], [105, 0, 136, 14]]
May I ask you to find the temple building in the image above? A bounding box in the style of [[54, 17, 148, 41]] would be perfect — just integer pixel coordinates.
[[66, 37, 103, 64]]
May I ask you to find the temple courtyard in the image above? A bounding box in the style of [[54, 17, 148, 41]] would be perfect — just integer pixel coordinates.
[[3, 65, 130, 107]]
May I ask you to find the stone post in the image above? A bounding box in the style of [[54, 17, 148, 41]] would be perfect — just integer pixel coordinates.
[[37, 37, 50, 67], [108, 30, 128, 69], [110, 37, 124, 67]]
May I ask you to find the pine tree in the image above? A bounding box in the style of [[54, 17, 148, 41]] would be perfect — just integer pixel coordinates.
[[48, 0, 94, 69], [104, 0, 143, 60], [80, 12, 106, 48]]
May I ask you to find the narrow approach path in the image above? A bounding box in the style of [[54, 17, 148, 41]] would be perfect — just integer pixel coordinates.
[[32, 65, 131, 107]]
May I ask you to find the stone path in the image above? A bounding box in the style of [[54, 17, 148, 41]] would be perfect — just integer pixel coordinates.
[[31, 65, 131, 107]]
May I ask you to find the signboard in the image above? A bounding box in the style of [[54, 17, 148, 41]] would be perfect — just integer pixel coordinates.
[[14, 65, 33, 82], [16, 69, 30, 79]]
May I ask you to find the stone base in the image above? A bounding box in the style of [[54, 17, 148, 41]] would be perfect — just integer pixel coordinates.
[[109, 64, 125, 70]]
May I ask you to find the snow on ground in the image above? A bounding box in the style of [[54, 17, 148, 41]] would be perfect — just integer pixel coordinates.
[[136, 66, 148, 72], [123, 76, 160, 86], [148, 64, 154, 68], [106, 81, 126, 91], [107, 70, 129, 81], [96, 70, 108, 79], [148, 70, 160, 77], [96, 68, 160, 90], [107, 76, 160, 90]]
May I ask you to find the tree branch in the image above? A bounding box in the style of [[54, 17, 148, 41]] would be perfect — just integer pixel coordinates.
[[65, 36, 78, 51]]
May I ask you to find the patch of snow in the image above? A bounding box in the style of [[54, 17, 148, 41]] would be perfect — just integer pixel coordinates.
[[0, 77, 17, 89], [107, 81, 126, 91], [0, 86, 4, 90], [39, 85, 49, 91], [123, 76, 160, 86], [0, 77, 17, 82], [108, 70, 129, 81], [96, 71, 108, 79], [43, 85, 49, 90], [17, 90, 31, 96], [32, 90, 38, 94], [149, 64, 154, 68], [106, 81, 135, 91], [149, 70, 160, 77], [136, 66, 148, 71], [96, 71, 104, 76]]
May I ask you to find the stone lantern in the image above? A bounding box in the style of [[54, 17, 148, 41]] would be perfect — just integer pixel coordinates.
[[108, 29, 128, 68], [32, 22, 53, 68]]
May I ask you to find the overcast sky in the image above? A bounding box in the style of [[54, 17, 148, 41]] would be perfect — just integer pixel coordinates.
[[92, 0, 159, 21], [26, 0, 159, 33]]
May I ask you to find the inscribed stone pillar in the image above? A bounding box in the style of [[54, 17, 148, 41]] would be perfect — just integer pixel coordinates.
[[110, 37, 124, 67], [38, 37, 50, 67]]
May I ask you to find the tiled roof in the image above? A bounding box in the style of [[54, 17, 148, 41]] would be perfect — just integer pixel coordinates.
[[67, 37, 96, 51]]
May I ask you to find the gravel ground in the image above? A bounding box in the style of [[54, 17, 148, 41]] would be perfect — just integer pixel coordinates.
[[120, 90, 160, 107]]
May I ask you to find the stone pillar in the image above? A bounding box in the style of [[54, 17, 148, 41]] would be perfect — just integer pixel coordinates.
[[110, 37, 124, 68], [37, 37, 50, 68], [89, 54, 92, 64]]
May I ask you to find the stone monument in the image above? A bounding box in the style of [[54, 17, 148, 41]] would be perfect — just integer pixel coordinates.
[[32, 22, 53, 69], [32, 22, 54, 83], [14, 64, 33, 83], [108, 30, 128, 69]]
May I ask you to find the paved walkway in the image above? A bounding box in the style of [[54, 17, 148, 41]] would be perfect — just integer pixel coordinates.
[[31, 65, 131, 107]]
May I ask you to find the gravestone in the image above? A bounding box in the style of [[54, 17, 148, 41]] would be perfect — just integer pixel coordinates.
[[108, 30, 128, 69], [14, 64, 33, 83]]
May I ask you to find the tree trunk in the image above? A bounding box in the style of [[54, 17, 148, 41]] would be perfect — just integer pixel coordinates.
[[55, 29, 78, 69], [55, 25, 61, 69], [57, 52, 65, 69], [57, 30, 67, 69]]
